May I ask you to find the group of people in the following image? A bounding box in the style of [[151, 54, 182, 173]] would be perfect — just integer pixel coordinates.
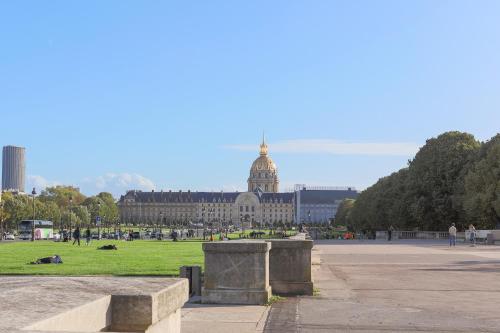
[[71, 227, 92, 246], [448, 223, 477, 247], [385, 223, 478, 247]]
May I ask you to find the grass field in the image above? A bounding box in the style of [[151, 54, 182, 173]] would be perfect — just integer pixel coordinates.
[[0, 240, 204, 276]]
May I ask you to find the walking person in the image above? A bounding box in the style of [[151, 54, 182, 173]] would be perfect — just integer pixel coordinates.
[[388, 225, 395, 241], [448, 223, 457, 247], [85, 227, 91, 246], [72, 227, 81, 246], [469, 224, 476, 247]]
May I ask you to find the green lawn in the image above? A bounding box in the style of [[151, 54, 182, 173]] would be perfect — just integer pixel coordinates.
[[0, 240, 204, 276]]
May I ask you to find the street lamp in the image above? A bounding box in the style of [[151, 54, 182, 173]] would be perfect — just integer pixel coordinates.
[[97, 201, 101, 239], [208, 208, 214, 240], [159, 212, 163, 236], [201, 207, 206, 240], [31, 188, 36, 241], [69, 195, 73, 240], [0, 194, 3, 241]]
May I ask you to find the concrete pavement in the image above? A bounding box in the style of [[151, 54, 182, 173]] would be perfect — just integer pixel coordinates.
[[181, 302, 270, 333], [264, 240, 500, 332]]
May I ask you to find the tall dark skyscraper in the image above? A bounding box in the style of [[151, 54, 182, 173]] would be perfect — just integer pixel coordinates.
[[2, 145, 26, 192]]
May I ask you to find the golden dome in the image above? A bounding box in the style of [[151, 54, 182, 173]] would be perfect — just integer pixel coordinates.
[[251, 155, 277, 172], [248, 134, 279, 192], [250, 135, 277, 172]]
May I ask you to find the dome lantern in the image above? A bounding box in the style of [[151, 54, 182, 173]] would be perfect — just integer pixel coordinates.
[[259, 133, 268, 156]]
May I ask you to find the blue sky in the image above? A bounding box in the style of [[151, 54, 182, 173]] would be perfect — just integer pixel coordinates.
[[1, 1, 499, 198]]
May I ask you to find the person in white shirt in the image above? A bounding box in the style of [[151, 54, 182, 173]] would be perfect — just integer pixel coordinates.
[[448, 223, 457, 247], [469, 224, 476, 246]]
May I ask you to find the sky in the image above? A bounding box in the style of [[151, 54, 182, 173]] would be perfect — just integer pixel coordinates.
[[1, 1, 499, 198]]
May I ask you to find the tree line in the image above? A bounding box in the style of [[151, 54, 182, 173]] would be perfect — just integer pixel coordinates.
[[335, 131, 500, 232], [0, 186, 118, 233]]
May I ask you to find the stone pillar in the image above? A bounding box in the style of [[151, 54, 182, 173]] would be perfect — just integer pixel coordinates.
[[202, 241, 272, 305], [266, 239, 313, 296]]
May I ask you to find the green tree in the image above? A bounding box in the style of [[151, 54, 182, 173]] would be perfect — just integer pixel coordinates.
[[406, 131, 480, 230], [349, 168, 413, 232], [464, 134, 500, 229], [40, 186, 86, 208], [335, 199, 355, 228]]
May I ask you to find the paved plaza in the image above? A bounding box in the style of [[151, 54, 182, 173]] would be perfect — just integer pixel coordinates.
[[264, 240, 500, 332], [2, 240, 500, 332]]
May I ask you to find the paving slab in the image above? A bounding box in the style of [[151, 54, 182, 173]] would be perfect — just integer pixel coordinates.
[[181, 302, 269, 333]]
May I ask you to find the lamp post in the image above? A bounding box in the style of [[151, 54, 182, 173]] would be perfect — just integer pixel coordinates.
[[159, 212, 163, 237], [0, 194, 3, 241], [209, 208, 214, 240], [31, 188, 36, 241], [201, 207, 206, 240], [69, 195, 73, 240], [97, 201, 101, 240]]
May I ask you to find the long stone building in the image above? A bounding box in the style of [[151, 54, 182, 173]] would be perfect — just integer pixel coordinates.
[[117, 137, 358, 227], [118, 138, 293, 228]]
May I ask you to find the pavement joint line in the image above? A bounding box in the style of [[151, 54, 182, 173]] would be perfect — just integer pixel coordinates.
[[256, 304, 271, 331], [295, 323, 497, 332]]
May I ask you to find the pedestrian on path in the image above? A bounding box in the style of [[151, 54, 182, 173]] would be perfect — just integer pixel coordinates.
[[85, 228, 91, 246], [388, 225, 395, 241], [72, 227, 81, 246], [469, 224, 476, 247], [448, 223, 457, 247]]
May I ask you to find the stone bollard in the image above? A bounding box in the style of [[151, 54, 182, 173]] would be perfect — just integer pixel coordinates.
[[202, 241, 272, 305], [179, 266, 202, 296], [266, 239, 313, 296]]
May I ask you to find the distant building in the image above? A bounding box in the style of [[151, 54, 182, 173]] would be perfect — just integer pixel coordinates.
[[118, 138, 293, 228], [118, 189, 294, 228], [117, 136, 358, 227], [2, 145, 26, 193], [295, 185, 359, 224]]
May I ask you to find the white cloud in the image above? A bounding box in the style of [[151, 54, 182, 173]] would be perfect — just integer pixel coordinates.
[[27, 175, 61, 191], [224, 139, 420, 156], [82, 173, 156, 197]]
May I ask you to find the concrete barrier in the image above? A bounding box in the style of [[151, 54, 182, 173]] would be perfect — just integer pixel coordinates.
[[202, 241, 272, 305], [266, 239, 314, 296], [24, 279, 189, 333]]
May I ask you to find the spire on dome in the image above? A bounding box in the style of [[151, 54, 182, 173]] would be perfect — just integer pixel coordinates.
[[259, 132, 268, 155]]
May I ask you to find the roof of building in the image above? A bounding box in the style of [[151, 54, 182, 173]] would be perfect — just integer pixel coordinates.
[[119, 190, 294, 204], [261, 192, 294, 203], [298, 189, 358, 204]]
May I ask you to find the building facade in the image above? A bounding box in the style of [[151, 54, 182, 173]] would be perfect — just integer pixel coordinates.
[[2, 145, 26, 193], [117, 137, 358, 227], [295, 185, 359, 224], [118, 138, 293, 228], [118, 189, 295, 228]]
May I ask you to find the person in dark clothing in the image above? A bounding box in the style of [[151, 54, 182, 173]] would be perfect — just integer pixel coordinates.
[[85, 228, 91, 245], [388, 225, 395, 241], [73, 227, 81, 246]]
